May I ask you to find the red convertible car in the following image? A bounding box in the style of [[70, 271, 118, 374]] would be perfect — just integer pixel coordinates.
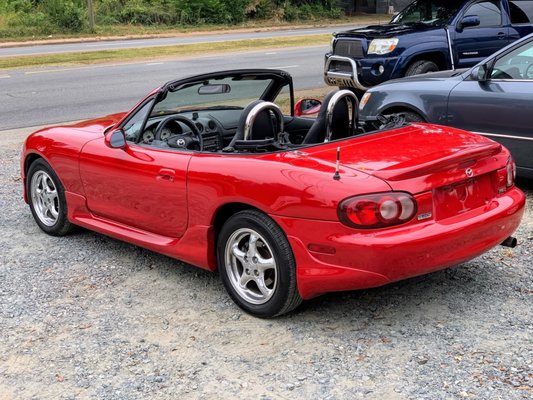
[[22, 69, 525, 317]]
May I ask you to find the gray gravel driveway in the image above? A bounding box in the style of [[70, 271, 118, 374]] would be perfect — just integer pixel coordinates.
[[1, 127, 532, 399]]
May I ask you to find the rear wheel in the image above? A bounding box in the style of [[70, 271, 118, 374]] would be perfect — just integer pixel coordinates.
[[217, 210, 302, 318], [405, 60, 439, 76], [27, 159, 74, 236]]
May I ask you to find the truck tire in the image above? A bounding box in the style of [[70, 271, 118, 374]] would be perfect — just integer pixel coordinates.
[[405, 60, 439, 77]]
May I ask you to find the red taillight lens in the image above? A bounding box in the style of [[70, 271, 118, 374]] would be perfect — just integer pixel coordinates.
[[338, 192, 417, 229], [506, 157, 516, 188], [497, 157, 516, 193]]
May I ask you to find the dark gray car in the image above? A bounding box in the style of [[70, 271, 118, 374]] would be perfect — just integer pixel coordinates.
[[359, 32, 533, 178]]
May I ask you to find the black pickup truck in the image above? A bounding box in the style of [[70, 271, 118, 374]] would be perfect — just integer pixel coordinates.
[[324, 0, 533, 94]]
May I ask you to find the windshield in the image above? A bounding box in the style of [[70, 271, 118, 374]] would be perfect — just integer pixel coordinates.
[[152, 75, 285, 115], [391, 0, 464, 26]]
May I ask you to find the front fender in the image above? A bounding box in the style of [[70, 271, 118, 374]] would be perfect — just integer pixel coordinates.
[[391, 41, 450, 78], [360, 80, 456, 124]]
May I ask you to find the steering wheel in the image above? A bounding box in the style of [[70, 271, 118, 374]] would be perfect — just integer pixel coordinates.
[[525, 63, 533, 79], [490, 68, 512, 80], [154, 115, 203, 151]]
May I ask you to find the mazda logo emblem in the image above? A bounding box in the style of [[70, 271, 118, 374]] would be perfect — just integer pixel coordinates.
[[465, 168, 474, 178], [177, 138, 186, 147]]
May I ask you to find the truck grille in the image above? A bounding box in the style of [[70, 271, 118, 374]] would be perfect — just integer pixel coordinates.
[[334, 39, 364, 58]]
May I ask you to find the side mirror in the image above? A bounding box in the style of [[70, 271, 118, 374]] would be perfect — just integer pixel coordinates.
[[470, 64, 488, 82], [105, 129, 127, 149], [457, 15, 480, 32], [294, 98, 322, 117]]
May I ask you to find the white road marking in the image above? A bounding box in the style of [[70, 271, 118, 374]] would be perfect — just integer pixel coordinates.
[[146, 62, 164, 66], [265, 52, 277, 55], [0, 75, 10, 79]]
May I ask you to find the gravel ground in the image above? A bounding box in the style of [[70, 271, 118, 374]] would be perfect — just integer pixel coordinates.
[[0, 127, 532, 400]]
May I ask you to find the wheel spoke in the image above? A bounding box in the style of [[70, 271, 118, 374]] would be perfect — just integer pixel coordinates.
[[48, 203, 59, 219], [256, 254, 275, 273], [254, 275, 273, 297], [231, 243, 246, 265], [239, 273, 253, 289], [44, 177, 56, 193], [246, 233, 258, 258]]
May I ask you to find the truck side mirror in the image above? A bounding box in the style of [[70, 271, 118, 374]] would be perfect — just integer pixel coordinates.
[[457, 15, 480, 32], [105, 128, 127, 149]]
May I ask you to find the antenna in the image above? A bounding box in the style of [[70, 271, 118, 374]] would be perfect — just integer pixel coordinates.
[[333, 146, 341, 180]]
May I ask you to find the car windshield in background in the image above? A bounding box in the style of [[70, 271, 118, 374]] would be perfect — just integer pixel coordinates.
[[391, 0, 464, 26], [152, 76, 280, 115]]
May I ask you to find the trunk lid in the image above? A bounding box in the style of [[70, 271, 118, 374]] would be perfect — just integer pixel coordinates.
[[302, 124, 505, 196]]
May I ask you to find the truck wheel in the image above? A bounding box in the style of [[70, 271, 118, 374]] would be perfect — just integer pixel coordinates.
[[405, 60, 438, 77]]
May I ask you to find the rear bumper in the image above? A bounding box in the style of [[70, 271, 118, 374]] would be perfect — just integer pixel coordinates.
[[272, 187, 525, 299]]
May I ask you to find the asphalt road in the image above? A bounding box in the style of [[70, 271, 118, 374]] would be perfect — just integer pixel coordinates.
[[0, 45, 328, 130], [0, 26, 347, 57]]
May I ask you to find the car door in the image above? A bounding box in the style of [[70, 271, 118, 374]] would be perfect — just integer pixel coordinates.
[[452, 0, 510, 68], [79, 99, 191, 238], [447, 38, 533, 173]]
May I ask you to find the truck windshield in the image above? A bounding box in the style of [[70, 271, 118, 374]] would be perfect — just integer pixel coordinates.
[[391, 0, 464, 26]]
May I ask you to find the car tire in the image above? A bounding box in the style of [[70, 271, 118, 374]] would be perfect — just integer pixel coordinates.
[[217, 210, 302, 318], [27, 159, 75, 236], [401, 111, 425, 123], [405, 60, 439, 76]]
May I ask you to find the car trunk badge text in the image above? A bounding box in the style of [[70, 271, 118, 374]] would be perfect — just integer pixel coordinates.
[[417, 212, 433, 221]]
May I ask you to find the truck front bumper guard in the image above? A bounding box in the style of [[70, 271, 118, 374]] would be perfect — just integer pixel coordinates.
[[324, 55, 369, 91]]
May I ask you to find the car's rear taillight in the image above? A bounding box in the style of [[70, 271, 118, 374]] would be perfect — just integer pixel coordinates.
[[497, 157, 516, 193], [338, 192, 417, 229], [506, 157, 516, 187]]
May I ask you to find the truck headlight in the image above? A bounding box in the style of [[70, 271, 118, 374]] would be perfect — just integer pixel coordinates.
[[330, 36, 336, 52], [368, 38, 399, 55]]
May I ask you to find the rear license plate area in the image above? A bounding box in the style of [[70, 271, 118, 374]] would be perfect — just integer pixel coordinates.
[[434, 173, 496, 220]]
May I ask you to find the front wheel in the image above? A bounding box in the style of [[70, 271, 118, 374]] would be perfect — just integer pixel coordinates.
[[401, 111, 425, 123], [27, 159, 75, 236], [405, 60, 439, 76], [217, 210, 302, 318]]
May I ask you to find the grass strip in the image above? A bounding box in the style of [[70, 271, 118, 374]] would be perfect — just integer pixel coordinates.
[[0, 34, 330, 70]]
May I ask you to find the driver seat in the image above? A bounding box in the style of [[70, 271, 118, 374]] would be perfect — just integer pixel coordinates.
[[226, 100, 284, 149], [302, 90, 358, 144]]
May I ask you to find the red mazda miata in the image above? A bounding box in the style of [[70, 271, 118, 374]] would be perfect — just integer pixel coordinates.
[[21, 69, 525, 317]]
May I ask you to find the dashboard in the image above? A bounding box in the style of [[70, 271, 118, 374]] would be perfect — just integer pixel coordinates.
[[140, 109, 243, 151]]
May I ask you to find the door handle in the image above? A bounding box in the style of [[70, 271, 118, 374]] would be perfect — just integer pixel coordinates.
[[497, 32, 506, 40], [157, 168, 175, 182]]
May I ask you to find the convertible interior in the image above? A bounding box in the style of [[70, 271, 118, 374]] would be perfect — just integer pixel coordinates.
[[121, 70, 360, 153]]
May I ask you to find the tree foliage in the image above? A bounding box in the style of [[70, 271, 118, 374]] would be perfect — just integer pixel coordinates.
[[1, 0, 342, 37]]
